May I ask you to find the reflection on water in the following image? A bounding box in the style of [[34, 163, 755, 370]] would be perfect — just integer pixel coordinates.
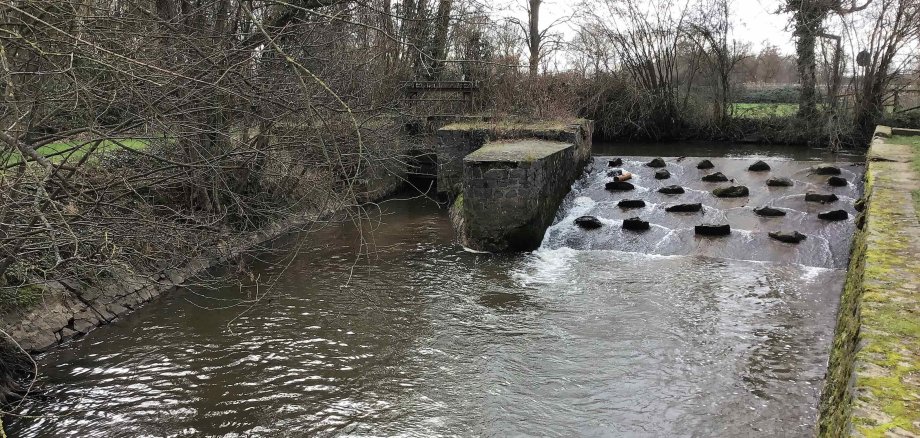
[[8, 151, 862, 437]]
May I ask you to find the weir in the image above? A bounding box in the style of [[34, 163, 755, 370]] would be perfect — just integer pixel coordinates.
[[8, 127, 920, 437], [10, 135, 918, 437]]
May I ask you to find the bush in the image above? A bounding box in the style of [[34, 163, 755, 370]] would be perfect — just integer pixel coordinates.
[[882, 110, 920, 130], [575, 73, 713, 141]]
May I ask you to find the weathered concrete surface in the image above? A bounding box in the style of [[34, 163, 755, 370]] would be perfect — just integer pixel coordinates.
[[817, 129, 920, 437], [458, 140, 580, 252], [436, 119, 593, 195]]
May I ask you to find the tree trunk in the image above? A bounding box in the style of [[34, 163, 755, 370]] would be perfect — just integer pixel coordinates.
[[528, 0, 541, 76], [792, 3, 822, 120], [426, 0, 452, 80]]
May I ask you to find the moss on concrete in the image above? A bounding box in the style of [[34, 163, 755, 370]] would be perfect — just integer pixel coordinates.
[[440, 118, 584, 133], [453, 193, 464, 211], [890, 135, 920, 220], [818, 129, 920, 437], [465, 140, 571, 163]]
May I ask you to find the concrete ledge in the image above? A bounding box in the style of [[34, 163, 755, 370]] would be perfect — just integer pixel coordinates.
[[892, 127, 920, 137], [458, 140, 579, 252], [874, 125, 892, 139], [435, 119, 593, 195], [818, 127, 920, 437]]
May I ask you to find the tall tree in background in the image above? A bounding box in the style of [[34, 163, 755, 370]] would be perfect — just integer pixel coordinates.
[[692, 0, 748, 124], [850, 0, 920, 132], [424, 0, 454, 79], [527, 0, 542, 76], [785, 0, 871, 120]]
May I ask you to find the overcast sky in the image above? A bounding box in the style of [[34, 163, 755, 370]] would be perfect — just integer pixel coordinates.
[[537, 0, 796, 53]]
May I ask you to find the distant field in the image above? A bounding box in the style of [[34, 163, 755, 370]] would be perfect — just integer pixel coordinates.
[[732, 103, 799, 119], [3, 138, 149, 167]]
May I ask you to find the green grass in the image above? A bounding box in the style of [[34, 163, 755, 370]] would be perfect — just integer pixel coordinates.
[[3, 138, 149, 167], [890, 135, 920, 220], [731, 103, 799, 119]]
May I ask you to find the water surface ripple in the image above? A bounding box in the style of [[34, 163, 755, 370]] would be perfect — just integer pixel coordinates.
[[8, 150, 863, 437]]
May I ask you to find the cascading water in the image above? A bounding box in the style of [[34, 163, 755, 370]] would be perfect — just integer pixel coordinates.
[[541, 156, 863, 269]]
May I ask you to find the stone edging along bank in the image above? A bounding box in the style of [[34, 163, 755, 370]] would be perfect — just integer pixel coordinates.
[[817, 126, 920, 437], [0, 165, 407, 356]]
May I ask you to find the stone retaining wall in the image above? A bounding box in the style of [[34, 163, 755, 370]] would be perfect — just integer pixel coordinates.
[[817, 127, 920, 437], [0, 157, 408, 355]]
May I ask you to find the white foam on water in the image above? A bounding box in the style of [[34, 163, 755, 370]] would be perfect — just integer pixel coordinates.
[[801, 265, 835, 283], [512, 247, 579, 287]]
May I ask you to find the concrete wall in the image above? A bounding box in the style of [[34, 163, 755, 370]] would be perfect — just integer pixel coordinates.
[[436, 119, 593, 196], [817, 127, 920, 437], [458, 140, 580, 252]]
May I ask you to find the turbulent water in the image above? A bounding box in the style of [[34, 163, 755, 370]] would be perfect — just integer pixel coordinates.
[[8, 144, 864, 437]]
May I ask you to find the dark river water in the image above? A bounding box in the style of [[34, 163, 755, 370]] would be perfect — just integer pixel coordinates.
[[8, 143, 864, 437]]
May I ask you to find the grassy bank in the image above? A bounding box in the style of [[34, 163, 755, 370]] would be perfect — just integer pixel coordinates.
[[731, 103, 798, 118], [890, 134, 920, 218], [3, 138, 149, 166]]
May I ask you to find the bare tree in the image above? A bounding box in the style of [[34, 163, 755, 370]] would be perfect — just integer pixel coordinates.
[[690, 0, 749, 123], [784, 0, 872, 120]]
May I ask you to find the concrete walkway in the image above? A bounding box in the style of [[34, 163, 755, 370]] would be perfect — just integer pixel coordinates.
[[819, 128, 920, 437]]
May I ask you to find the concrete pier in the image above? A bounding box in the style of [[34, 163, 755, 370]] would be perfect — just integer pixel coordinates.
[[457, 140, 580, 252], [436, 119, 593, 196]]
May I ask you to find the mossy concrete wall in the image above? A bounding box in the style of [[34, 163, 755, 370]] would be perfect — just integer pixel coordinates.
[[459, 140, 578, 252], [817, 127, 920, 437], [435, 119, 593, 195]]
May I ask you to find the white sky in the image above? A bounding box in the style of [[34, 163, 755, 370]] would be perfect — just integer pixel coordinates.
[[538, 0, 796, 53]]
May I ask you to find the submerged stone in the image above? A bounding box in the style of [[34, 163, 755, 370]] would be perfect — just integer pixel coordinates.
[[658, 185, 685, 195], [828, 176, 849, 187], [618, 199, 646, 209], [813, 165, 842, 175], [647, 157, 667, 168], [574, 216, 603, 230], [695, 223, 731, 236], [697, 159, 715, 169], [748, 160, 771, 172], [655, 169, 671, 180], [754, 206, 787, 217], [666, 203, 703, 213], [702, 172, 729, 182], [605, 181, 635, 191], [769, 231, 807, 243], [805, 191, 839, 203], [608, 158, 623, 167], [766, 177, 794, 187], [818, 210, 849, 221], [712, 186, 749, 198], [622, 217, 650, 231]]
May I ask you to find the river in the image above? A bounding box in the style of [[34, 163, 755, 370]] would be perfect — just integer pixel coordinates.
[[8, 143, 864, 437]]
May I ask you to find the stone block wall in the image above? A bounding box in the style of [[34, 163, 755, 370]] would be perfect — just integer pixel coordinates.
[[436, 119, 593, 196], [459, 140, 578, 252]]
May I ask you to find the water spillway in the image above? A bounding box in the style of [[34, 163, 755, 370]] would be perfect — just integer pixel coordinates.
[[7, 146, 865, 437], [545, 155, 864, 269]]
